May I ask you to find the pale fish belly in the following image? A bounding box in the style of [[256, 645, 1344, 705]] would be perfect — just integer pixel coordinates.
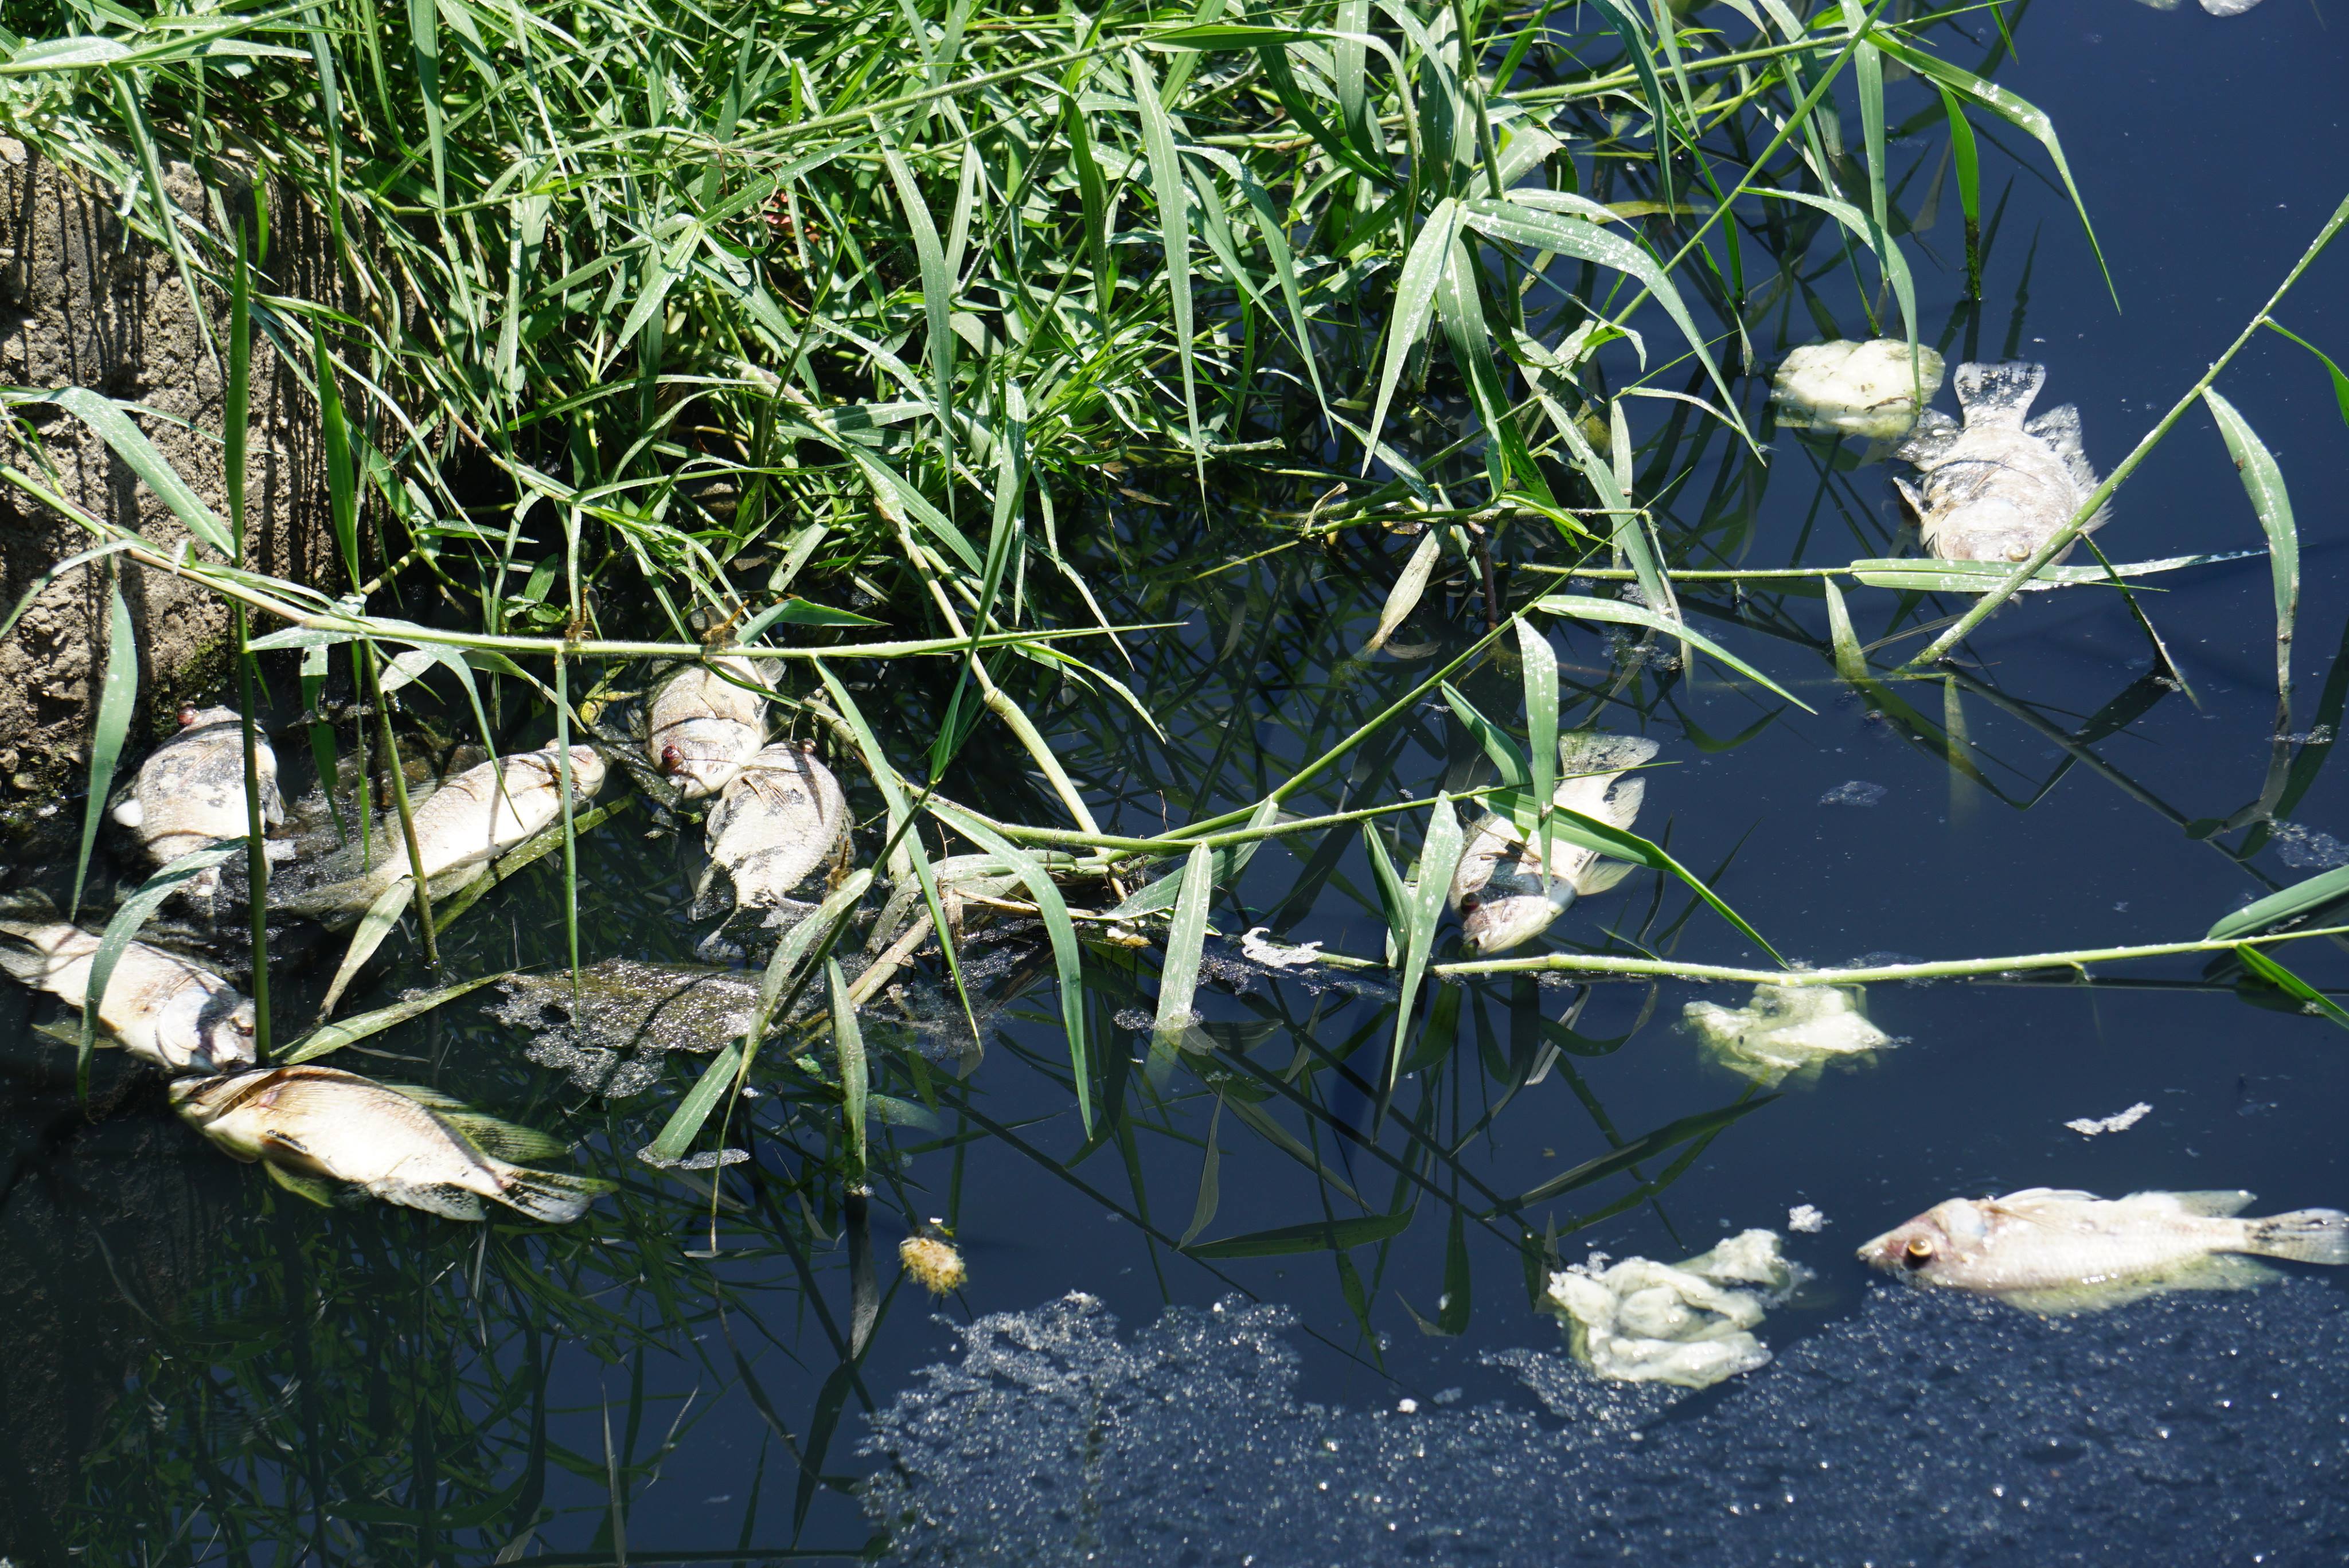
[[1948, 1213, 2244, 1293]]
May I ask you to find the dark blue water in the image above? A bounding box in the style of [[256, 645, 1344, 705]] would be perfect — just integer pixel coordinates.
[[6, 2, 2349, 1563]]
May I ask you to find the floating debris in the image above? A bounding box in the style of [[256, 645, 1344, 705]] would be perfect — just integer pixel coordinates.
[[1771, 338, 1946, 439], [1788, 1204, 1827, 1233], [1895, 361, 2105, 566], [2065, 1101, 2153, 1137], [1684, 983, 1894, 1086], [648, 655, 770, 800], [902, 1229, 968, 1296], [1543, 1229, 1802, 1389], [1818, 779, 1886, 807], [1859, 1188, 2349, 1314], [1239, 928, 1324, 969], [0, 920, 256, 1072], [696, 741, 849, 918], [2269, 820, 2349, 871], [1450, 732, 1655, 955], [486, 959, 760, 1097], [171, 1066, 612, 1222], [112, 705, 288, 900]]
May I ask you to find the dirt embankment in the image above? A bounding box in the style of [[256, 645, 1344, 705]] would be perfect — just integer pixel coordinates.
[[0, 137, 336, 812]]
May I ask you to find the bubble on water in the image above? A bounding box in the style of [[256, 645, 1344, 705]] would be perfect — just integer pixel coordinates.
[[864, 1282, 2349, 1563], [2269, 822, 2349, 871], [1817, 780, 1886, 808]]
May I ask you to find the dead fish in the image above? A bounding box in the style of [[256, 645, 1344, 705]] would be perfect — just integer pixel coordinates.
[[1684, 983, 1894, 1086], [112, 705, 288, 894], [1859, 1187, 2349, 1314], [649, 655, 769, 800], [1449, 732, 1655, 955], [170, 1065, 612, 1221], [0, 921, 255, 1072], [288, 744, 606, 916], [697, 741, 848, 917], [1771, 339, 1946, 440], [1894, 362, 2105, 565]]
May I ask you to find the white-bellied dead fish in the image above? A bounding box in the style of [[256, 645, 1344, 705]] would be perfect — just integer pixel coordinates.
[[1448, 732, 1655, 955], [1859, 1188, 2349, 1314], [0, 921, 256, 1071], [170, 1065, 614, 1221], [283, 744, 606, 918], [112, 705, 288, 898], [696, 740, 848, 918], [1894, 362, 2106, 566], [1771, 339, 1946, 440], [487, 958, 759, 1096], [649, 655, 769, 800]]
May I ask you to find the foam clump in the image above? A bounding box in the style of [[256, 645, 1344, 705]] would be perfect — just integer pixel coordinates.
[[1684, 983, 1893, 1086], [861, 1281, 2349, 1565], [1544, 1230, 1800, 1389], [1771, 338, 1945, 439]]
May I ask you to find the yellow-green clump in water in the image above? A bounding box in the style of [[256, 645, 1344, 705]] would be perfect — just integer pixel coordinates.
[[1684, 983, 1894, 1086], [902, 1230, 968, 1296], [1543, 1230, 1802, 1390], [1771, 339, 1946, 440]]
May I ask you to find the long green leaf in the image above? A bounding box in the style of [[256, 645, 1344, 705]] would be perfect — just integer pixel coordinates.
[[1128, 47, 1203, 489], [1186, 1206, 1413, 1259], [1178, 1095, 1224, 1249], [1532, 594, 1812, 711], [72, 576, 138, 921], [1364, 198, 1461, 476], [9, 389, 233, 559], [2204, 389, 2298, 707], [880, 133, 958, 484], [1153, 843, 1214, 1041], [319, 877, 417, 1019], [2209, 863, 2349, 942], [2234, 945, 2349, 1032], [282, 973, 506, 1063], [1519, 618, 1560, 874], [2263, 322, 2349, 433], [1390, 793, 1463, 1096], [830, 957, 869, 1175], [1491, 1094, 1776, 1213]]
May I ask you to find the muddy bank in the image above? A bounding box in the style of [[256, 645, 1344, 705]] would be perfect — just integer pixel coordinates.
[[0, 138, 337, 812]]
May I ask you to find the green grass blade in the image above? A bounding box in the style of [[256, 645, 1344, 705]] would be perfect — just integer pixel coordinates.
[[282, 973, 505, 1063], [1440, 682, 1530, 787], [2234, 945, 2349, 1031], [1365, 527, 1445, 654], [1365, 198, 1461, 477], [930, 801, 1091, 1131], [0, 540, 135, 644], [2261, 322, 2349, 432], [1390, 793, 1463, 1097], [1434, 226, 1554, 503], [24, 389, 233, 559], [1153, 843, 1214, 1043], [1127, 46, 1203, 491], [829, 957, 868, 1176], [1178, 1096, 1224, 1248], [1186, 1206, 1413, 1260], [1519, 618, 1559, 874], [1488, 1094, 1774, 1214], [2203, 389, 2298, 708], [319, 877, 417, 1019], [880, 133, 958, 490], [1938, 87, 1982, 298], [72, 575, 138, 921], [311, 327, 360, 586], [1753, 187, 1917, 389], [2209, 865, 2349, 943], [1532, 594, 1812, 711], [77, 839, 245, 1092]]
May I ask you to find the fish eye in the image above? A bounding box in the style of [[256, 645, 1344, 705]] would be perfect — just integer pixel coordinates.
[[2005, 543, 2031, 562], [177, 704, 201, 728], [1903, 1236, 1936, 1269], [660, 745, 684, 772]]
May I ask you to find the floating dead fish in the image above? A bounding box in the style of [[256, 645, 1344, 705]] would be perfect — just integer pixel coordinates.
[[2127, 0, 2264, 15], [0, 920, 256, 1072], [487, 959, 759, 1096], [1544, 1230, 1801, 1389], [649, 655, 770, 800], [1684, 983, 1894, 1086], [1771, 339, 1946, 440], [1449, 733, 1655, 955], [1859, 1188, 2349, 1314], [1895, 362, 2105, 565], [696, 741, 849, 919], [285, 744, 606, 918], [112, 705, 288, 898], [170, 1065, 612, 1221]]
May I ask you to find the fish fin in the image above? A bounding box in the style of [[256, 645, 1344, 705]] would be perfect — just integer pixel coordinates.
[[1894, 408, 1961, 466], [1892, 476, 1929, 525], [2025, 402, 2109, 528], [439, 1111, 568, 1163], [385, 1182, 489, 1221], [1552, 734, 1658, 823], [2245, 1207, 2349, 1265], [383, 1082, 470, 1110], [0, 942, 54, 987], [1571, 859, 1639, 897], [263, 1161, 342, 1209], [112, 796, 145, 828], [1953, 361, 2045, 428], [260, 1129, 315, 1162], [1995, 1254, 2276, 1316], [2159, 1188, 2259, 1218], [490, 1164, 615, 1224]]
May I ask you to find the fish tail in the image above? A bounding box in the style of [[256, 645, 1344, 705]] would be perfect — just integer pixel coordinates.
[[0, 921, 90, 987], [1571, 859, 1639, 898], [1552, 734, 1658, 827], [2245, 1208, 2349, 1265], [1952, 361, 2045, 427], [491, 1163, 616, 1225]]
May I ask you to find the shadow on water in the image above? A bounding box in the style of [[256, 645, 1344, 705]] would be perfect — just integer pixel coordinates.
[[5, 0, 2349, 1562]]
